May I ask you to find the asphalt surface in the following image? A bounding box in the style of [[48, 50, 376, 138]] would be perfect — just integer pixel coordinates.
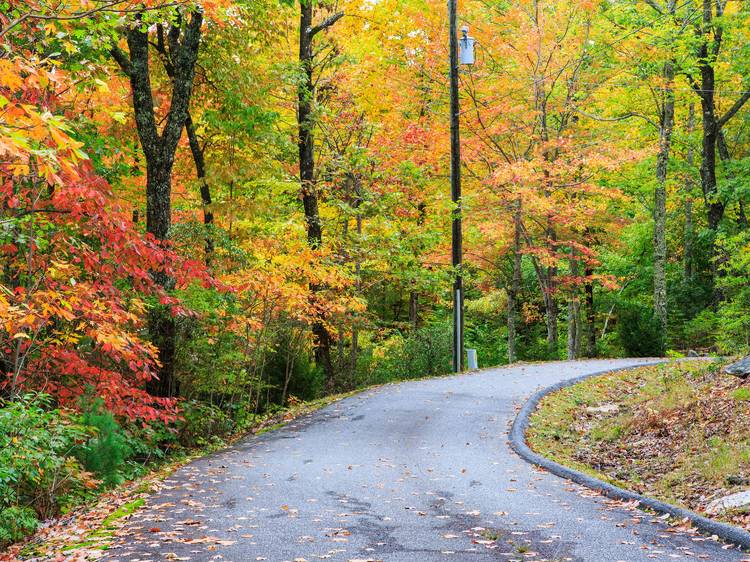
[[103, 359, 749, 562]]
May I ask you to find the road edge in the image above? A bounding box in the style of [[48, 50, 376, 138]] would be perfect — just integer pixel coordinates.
[[508, 360, 750, 552]]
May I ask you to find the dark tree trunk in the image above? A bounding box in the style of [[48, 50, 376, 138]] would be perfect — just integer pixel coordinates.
[[111, 9, 202, 397], [507, 198, 522, 363], [695, 0, 723, 231], [297, 4, 343, 388], [691, 0, 750, 233], [567, 255, 580, 360], [684, 103, 696, 281], [185, 113, 214, 266], [298, 3, 321, 248], [409, 291, 418, 328], [544, 286, 558, 358], [584, 264, 596, 357], [654, 52, 675, 338]]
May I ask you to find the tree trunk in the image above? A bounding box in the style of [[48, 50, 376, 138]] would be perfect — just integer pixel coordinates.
[[567, 255, 580, 360], [185, 113, 214, 266], [684, 103, 695, 281], [111, 9, 203, 397], [507, 198, 522, 363], [567, 298, 579, 360], [297, 4, 343, 388], [544, 288, 558, 359], [584, 264, 596, 357], [654, 57, 675, 337], [409, 291, 419, 328]]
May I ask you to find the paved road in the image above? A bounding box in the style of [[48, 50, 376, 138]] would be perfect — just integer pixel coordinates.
[[104, 359, 748, 562]]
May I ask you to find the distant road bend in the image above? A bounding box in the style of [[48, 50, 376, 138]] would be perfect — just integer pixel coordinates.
[[104, 359, 747, 561]]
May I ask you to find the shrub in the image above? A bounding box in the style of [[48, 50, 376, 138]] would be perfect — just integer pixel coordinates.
[[0, 394, 92, 547], [0, 507, 38, 546], [176, 400, 236, 447], [73, 398, 132, 486], [617, 303, 665, 357], [362, 322, 452, 384]]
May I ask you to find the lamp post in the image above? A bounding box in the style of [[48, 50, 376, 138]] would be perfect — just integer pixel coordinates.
[[448, 5, 474, 373]]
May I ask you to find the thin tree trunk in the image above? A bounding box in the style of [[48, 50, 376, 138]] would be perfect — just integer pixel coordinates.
[[654, 56, 675, 337], [507, 198, 522, 363], [567, 255, 580, 360], [544, 287, 558, 358], [350, 181, 363, 382], [684, 103, 695, 281], [584, 264, 596, 357], [696, 3, 723, 232], [185, 113, 214, 266]]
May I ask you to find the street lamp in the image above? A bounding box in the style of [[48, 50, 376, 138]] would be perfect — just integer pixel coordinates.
[[448, 6, 474, 373], [459, 26, 475, 65]]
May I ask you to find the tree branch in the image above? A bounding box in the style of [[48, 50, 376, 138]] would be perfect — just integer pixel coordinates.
[[308, 12, 344, 38], [110, 44, 133, 77], [643, 0, 664, 14], [718, 90, 750, 128]]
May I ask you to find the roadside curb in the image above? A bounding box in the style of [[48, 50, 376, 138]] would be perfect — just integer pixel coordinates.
[[508, 361, 750, 552]]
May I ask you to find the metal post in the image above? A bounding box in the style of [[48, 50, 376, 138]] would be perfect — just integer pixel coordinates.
[[448, 0, 463, 373]]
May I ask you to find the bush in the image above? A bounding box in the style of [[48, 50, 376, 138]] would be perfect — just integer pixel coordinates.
[[0, 506, 38, 546], [73, 398, 132, 486], [176, 400, 236, 447], [682, 310, 718, 350], [361, 322, 452, 385], [617, 303, 665, 357], [0, 394, 92, 547]]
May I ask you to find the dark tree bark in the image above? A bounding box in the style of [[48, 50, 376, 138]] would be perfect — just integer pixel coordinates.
[[689, 0, 750, 232], [151, 23, 214, 266], [297, 3, 343, 388], [409, 201, 427, 329], [185, 113, 215, 265], [684, 103, 696, 281], [507, 198, 522, 363], [567, 254, 580, 360], [584, 263, 596, 357], [654, 55, 675, 337], [111, 9, 203, 397]]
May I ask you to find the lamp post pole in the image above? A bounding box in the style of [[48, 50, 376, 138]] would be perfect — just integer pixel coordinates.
[[448, 0, 463, 373]]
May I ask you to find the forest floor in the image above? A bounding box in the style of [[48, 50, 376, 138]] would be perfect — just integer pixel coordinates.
[[527, 360, 750, 530], [0, 391, 360, 562]]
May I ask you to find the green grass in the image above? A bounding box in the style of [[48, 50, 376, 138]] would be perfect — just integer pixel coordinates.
[[526, 360, 750, 526]]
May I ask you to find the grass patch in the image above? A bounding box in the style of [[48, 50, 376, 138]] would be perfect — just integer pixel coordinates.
[[527, 359, 750, 529]]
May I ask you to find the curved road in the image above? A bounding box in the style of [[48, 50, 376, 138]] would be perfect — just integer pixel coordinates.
[[104, 359, 748, 562]]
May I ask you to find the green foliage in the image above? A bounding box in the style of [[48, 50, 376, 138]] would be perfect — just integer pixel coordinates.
[[617, 303, 665, 357], [465, 289, 509, 367], [681, 310, 719, 350], [732, 387, 750, 402], [0, 507, 39, 546], [715, 231, 750, 354], [73, 398, 132, 487], [358, 322, 452, 385], [176, 400, 236, 448], [0, 394, 92, 547]]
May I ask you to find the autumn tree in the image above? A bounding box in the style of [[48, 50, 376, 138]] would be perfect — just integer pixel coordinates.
[[297, 1, 343, 385], [110, 6, 203, 396]]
